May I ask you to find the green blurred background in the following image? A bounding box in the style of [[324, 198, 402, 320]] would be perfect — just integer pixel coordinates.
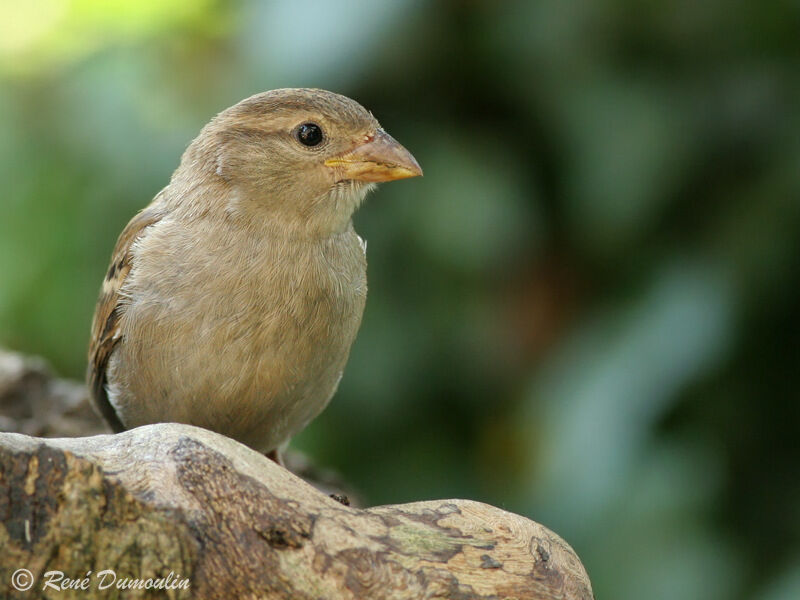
[[2, 1, 799, 598]]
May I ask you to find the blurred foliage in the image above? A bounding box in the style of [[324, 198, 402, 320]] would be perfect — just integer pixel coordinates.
[[1, 1, 799, 598]]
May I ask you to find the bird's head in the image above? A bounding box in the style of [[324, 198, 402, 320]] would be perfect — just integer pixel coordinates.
[[185, 88, 422, 234]]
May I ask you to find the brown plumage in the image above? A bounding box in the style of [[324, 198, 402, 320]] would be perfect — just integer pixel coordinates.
[[87, 88, 421, 456]]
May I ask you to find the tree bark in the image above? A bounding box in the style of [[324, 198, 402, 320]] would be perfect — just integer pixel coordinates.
[[0, 424, 594, 599]]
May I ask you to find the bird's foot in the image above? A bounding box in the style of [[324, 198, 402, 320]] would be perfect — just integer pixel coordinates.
[[265, 448, 284, 466]]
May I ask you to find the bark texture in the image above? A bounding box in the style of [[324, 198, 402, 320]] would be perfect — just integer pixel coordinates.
[[0, 349, 104, 439], [0, 424, 594, 599]]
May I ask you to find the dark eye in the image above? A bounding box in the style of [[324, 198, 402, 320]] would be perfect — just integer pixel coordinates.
[[296, 122, 324, 147]]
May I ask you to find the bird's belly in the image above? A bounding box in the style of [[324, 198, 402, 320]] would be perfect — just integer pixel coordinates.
[[109, 256, 366, 452]]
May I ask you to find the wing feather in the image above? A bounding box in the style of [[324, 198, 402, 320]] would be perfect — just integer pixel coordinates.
[[87, 205, 163, 432]]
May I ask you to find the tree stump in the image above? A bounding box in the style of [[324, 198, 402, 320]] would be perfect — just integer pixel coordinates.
[[0, 424, 593, 599]]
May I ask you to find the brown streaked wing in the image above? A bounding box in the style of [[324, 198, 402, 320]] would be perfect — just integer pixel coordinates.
[[87, 205, 164, 432]]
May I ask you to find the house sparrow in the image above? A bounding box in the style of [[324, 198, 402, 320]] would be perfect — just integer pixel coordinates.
[[87, 88, 421, 460]]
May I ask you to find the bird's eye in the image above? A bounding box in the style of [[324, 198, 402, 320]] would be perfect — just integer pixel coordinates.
[[296, 122, 324, 147]]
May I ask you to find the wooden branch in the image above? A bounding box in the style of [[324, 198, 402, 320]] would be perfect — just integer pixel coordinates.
[[0, 424, 593, 599]]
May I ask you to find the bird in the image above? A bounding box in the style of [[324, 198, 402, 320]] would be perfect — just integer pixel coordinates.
[[87, 88, 422, 461]]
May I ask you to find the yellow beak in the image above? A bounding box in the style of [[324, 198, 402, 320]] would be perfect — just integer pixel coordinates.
[[325, 129, 423, 182]]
